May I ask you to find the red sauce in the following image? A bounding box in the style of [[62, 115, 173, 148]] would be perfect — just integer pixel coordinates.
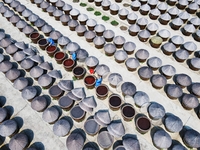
[[85, 76, 95, 84], [55, 52, 65, 59]]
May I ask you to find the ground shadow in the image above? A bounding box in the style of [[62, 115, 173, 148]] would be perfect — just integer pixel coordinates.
[[71, 128, 86, 142], [21, 129, 34, 144], [83, 142, 100, 150], [60, 116, 74, 130], [0, 96, 6, 107], [168, 139, 187, 150], [112, 140, 123, 149], [29, 142, 45, 150], [12, 116, 24, 130], [0, 144, 9, 150], [0, 135, 5, 146], [4, 105, 14, 119]]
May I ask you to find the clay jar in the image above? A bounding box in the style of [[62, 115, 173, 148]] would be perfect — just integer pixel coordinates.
[[96, 84, 109, 99], [72, 66, 86, 79], [63, 58, 76, 71], [46, 45, 57, 57], [84, 75, 96, 89], [38, 38, 49, 50], [121, 104, 136, 121], [54, 51, 66, 64], [29, 32, 41, 43], [136, 116, 151, 134], [109, 94, 123, 111]]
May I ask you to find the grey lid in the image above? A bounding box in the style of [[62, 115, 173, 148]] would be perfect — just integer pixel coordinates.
[[148, 102, 165, 119], [158, 2, 168, 10], [71, 88, 86, 99], [101, 0, 111, 6], [123, 42, 136, 52], [42, 106, 59, 123], [4, 10, 14, 18], [119, 8, 129, 16], [62, 3, 72, 11], [66, 132, 84, 150], [9, 15, 20, 23], [140, 4, 150, 11], [48, 70, 62, 79], [67, 91, 80, 101], [53, 9, 63, 17], [178, 11, 190, 20], [21, 86, 37, 100], [166, 84, 183, 98], [151, 74, 167, 88], [47, 5, 56, 13], [66, 42, 80, 53], [50, 0, 58, 2], [86, 19, 97, 27], [161, 65, 176, 77], [69, 8, 80, 16], [10, 0, 19, 8], [104, 43, 116, 54], [150, 8, 161, 16], [135, 49, 149, 60], [94, 24, 106, 33], [58, 36, 70, 46], [75, 25, 87, 33], [22, 9, 32, 17], [183, 129, 200, 148], [49, 30, 62, 40], [0, 108, 7, 123], [188, 2, 199, 10], [13, 77, 28, 90], [0, 5, 8, 14], [15, 41, 27, 50], [0, 38, 12, 48], [137, 17, 148, 26], [16, 20, 27, 29], [34, 0, 43, 3], [158, 29, 171, 39], [9, 133, 28, 150], [162, 42, 176, 53], [58, 80, 73, 91], [0, 119, 17, 137], [38, 74, 52, 87], [39, 61, 53, 70], [30, 55, 43, 63], [147, 23, 159, 31], [40, 1, 50, 9], [58, 95, 73, 108], [148, 0, 158, 5], [125, 57, 140, 69], [191, 82, 200, 97], [175, 73, 192, 87], [0, 31, 5, 41], [168, 7, 179, 15], [123, 137, 140, 150], [76, 49, 89, 61], [84, 119, 100, 135], [78, 14, 88, 22], [138, 30, 150, 38], [121, 82, 136, 96], [94, 110, 111, 125], [0, 54, 4, 63], [190, 17, 200, 26], [79, 101, 93, 113], [97, 131, 114, 148], [127, 12, 138, 21], [175, 49, 189, 60], [183, 42, 197, 52], [53, 119, 71, 137], [5, 44, 18, 54], [107, 120, 125, 138], [95, 64, 110, 76], [108, 73, 123, 86], [56, 0, 65, 7], [134, 91, 150, 107], [84, 30, 96, 39], [183, 24, 195, 33], [5, 68, 20, 81], [113, 36, 125, 45], [178, 0, 188, 5], [41, 24, 53, 34], [16, 4, 25, 12], [34, 18, 45, 28], [0, 61, 12, 72], [182, 94, 199, 109], [60, 14, 70, 23], [153, 129, 172, 149], [114, 50, 128, 61], [138, 66, 153, 79], [20, 58, 34, 69], [160, 13, 171, 21], [164, 114, 183, 132], [31, 96, 47, 112], [147, 57, 162, 69], [110, 3, 119, 11], [22, 25, 34, 34], [131, 0, 141, 7], [30, 66, 44, 78], [13, 51, 26, 62], [190, 58, 200, 69], [28, 14, 39, 22], [85, 56, 99, 67], [103, 30, 115, 39], [82, 96, 97, 108]]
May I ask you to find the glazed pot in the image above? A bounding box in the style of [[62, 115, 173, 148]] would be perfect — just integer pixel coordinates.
[[136, 116, 151, 134], [109, 94, 123, 111], [38, 38, 49, 50], [54, 51, 66, 64], [46, 45, 58, 57], [84, 75, 96, 89], [29, 32, 41, 44], [72, 66, 86, 79], [63, 58, 76, 71], [96, 84, 109, 99], [121, 104, 136, 121]]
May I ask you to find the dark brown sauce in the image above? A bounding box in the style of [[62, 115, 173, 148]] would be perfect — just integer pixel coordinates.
[[96, 85, 108, 95], [73, 67, 84, 75], [122, 105, 135, 117], [109, 96, 121, 107], [137, 118, 151, 130]]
